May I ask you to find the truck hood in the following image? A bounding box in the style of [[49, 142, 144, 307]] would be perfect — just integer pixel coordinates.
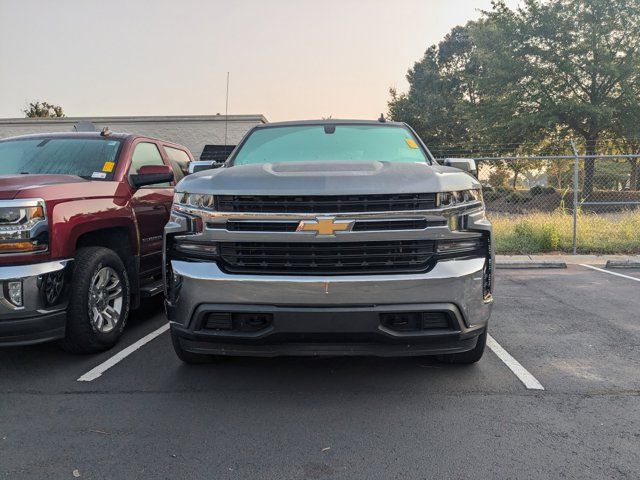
[[178, 161, 480, 196], [0, 174, 119, 201]]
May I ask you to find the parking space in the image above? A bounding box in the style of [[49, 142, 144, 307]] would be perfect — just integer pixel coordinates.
[[1, 265, 639, 479]]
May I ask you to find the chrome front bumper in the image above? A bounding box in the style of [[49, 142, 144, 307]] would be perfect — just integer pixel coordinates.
[[166, 257, 492, 356], [0, 260, 71, 345]]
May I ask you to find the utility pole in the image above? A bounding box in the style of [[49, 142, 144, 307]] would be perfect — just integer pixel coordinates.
[[224, 72, 230, 148]]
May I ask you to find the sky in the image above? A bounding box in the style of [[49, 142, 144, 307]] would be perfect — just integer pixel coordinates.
[[0, 0, 520, 121]]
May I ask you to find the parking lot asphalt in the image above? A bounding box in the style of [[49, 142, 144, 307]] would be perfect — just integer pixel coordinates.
[[1, 265, 639, 479]]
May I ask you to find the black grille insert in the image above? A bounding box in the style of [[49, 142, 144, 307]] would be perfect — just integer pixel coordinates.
[[216, 193, 437, 213], [219, 240, 436, 274]]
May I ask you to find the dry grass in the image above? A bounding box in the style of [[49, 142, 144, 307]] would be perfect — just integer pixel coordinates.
[[490, 210, 640, 254]]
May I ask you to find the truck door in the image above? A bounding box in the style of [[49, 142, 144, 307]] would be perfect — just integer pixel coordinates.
[[128, 140, 174, 276]]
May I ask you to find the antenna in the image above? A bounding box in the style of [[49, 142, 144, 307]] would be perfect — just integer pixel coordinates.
[[224, 71, 230, 148]]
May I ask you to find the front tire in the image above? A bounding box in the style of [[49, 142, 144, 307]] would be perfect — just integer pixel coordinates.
[[436, 329, 487, 365], [59, 247, 130, 354]]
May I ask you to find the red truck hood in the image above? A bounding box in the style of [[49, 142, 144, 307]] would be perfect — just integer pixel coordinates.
[[0, 175, 120, 201]]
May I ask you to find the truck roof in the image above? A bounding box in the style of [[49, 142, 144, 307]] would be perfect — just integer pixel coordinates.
[[0, 132, 134, 142], [253, 119, 409, 128], [0, 132, 188, 148]]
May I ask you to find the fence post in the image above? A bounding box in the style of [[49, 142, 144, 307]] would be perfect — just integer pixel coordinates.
[[570, 140, 579, 255]]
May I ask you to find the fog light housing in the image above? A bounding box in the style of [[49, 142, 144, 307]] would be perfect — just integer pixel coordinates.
[[174, 242, 218, 257], [6, 280, 23, 307], [437, 238, 482, 254]]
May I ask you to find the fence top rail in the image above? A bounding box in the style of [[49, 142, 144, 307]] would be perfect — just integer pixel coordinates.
[[437, 154, 639, 161]]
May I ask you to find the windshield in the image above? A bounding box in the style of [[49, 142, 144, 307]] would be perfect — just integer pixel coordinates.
[[231, 124, 430, 166], [0, 137, 122, 180]]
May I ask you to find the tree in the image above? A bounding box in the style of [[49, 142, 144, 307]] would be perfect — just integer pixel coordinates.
[[390, 0, 640, 196], [480, 0, 640, 196], [23, 101, 65, 118]]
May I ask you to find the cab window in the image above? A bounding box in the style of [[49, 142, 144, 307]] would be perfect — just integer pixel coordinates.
[[130, 142, 170, 187], [164, 146, 191, 182]]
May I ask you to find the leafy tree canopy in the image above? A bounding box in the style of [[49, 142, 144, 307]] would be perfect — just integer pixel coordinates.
[[389, 0, 640, 193], [23, 101, 65, 118]]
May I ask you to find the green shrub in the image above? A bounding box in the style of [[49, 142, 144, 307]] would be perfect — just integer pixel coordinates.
[[540, 224, 560, 250], [495, 186, 514, 195], [530, 185, 556, 196], [506, 191, 529, 204], [483, 190, 500, 202]]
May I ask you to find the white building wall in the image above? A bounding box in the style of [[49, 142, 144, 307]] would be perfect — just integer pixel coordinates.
[[0, 115, 267, 158]]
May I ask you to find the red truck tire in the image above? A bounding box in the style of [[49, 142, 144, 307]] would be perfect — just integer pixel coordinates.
[[59, 247, 131, 354]]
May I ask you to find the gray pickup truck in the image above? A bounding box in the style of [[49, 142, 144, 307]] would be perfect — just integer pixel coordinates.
[[164, 120, 493, 364]]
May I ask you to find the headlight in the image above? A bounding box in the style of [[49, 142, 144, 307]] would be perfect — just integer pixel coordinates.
[[0, 205, 46, 231], [173, 192, 215, 210], [437, 189, 483, 207], [0, 199, 48, 253]]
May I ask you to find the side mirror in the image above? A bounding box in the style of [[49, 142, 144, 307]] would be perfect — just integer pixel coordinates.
[[130, 164, 174, 187], [188, 160, 224, 174], [443, 158, 477, 177]]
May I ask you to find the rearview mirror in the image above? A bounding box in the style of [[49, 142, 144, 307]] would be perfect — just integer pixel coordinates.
[[130, 164, 174, 187], [188, 160, 224, 174], [443, 158, 477, 177]]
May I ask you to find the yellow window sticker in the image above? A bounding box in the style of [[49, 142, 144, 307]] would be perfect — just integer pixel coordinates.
[[405, 138, 418, 149], [102, 161, 115, 173]]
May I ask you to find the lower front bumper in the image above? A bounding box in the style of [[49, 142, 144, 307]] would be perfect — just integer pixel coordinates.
[[167, 257, 492, 357], [0, 259, 71, 346], [171, 303, 485, 357], [172, 330, 483, 357], [0, 311, 66, 346]]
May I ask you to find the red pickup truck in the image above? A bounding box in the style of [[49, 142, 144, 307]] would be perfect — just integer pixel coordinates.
[[0, 131, 193, 352]]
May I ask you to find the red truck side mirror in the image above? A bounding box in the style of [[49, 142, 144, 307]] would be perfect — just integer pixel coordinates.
[[130, 164, 174, 187]]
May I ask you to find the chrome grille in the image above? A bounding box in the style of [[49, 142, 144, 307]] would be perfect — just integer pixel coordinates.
[[225, 219, 436, 232]]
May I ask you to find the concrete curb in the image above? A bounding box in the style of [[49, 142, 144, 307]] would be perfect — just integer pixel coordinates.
[[496, 261, 567, 269], [605, 260, 640, 269]]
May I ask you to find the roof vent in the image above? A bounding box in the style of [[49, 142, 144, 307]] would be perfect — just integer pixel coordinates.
[[378, 113, 386, 123]]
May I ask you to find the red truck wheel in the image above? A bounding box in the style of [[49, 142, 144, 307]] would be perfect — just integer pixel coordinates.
[[59, 247, 131, 354]]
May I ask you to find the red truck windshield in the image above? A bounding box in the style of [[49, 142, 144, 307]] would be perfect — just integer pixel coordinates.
[[0, 137, 122, 180]]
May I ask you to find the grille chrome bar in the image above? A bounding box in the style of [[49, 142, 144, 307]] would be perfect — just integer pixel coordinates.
[[226, 218, 439, 233]]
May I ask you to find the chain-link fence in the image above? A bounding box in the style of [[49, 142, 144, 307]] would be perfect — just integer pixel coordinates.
[[437, 146, 640, 254]]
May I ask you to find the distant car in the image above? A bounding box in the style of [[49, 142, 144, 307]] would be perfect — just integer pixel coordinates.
[[165, 119, 494, 364], [0, 132, 193, 352]]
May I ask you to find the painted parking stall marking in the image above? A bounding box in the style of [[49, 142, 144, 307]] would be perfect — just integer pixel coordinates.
[[580, 264, 640, 282], [487, 334, 544, 390], [77, 323, 169, 382]]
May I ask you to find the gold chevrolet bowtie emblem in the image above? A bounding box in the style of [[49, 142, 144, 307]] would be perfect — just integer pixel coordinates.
[[296, 217, 354, 236]]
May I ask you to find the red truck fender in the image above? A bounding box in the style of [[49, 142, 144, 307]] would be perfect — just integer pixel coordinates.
[[49, 198, 140, 260]]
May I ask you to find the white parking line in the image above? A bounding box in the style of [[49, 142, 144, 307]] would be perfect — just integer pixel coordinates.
[[487, 334, 544, 390], [580, 264, 640, 282], [77, 323, 169, 382]]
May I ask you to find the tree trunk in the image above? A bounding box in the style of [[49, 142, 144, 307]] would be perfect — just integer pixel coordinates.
[[512, 171, 518, 189]]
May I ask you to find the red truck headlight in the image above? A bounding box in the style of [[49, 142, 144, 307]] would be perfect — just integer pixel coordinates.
[[0, 199, 48, 253]]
